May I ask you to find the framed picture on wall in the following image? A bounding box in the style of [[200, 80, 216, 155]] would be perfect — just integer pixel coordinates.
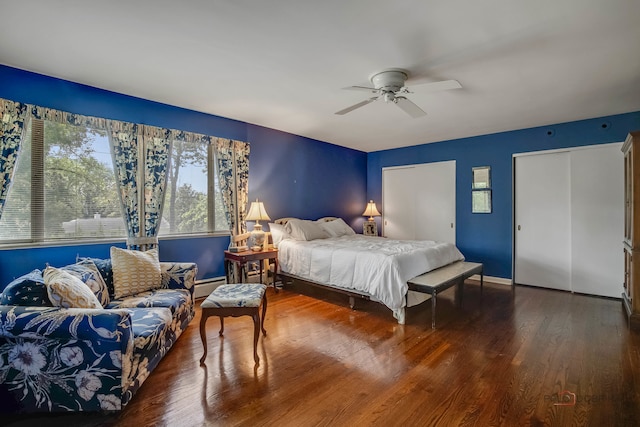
[[472, 166, 492, 213], [363, 221, 378, 236], [472, 189, 492, 213]]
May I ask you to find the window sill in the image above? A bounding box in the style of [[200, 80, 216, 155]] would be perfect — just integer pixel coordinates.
[[0, 232, 230, 250]]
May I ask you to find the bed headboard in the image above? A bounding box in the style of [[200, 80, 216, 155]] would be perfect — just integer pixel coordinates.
[[274, 216, 339, 225]]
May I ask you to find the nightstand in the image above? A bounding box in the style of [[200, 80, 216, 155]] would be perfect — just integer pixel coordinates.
[[224, 248, 279, 292]]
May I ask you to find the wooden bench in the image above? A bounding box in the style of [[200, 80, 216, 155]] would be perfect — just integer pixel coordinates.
[[407, 261, 483, 329]]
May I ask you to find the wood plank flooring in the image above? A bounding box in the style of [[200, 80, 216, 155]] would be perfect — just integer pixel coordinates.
[[4, 281, 640, 426]]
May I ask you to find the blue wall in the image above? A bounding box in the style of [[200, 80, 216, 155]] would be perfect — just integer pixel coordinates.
[[0, 65, 367, 286], [368, 112, 640, 279], [2, 63, 639, 285]]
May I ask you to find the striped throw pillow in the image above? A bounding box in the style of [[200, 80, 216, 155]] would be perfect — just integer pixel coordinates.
[[44, 266, 102, 309], [110, 247, 161, 299]]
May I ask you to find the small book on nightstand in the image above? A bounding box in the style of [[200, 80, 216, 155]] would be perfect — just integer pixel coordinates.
[[228, 245, 248, 253]]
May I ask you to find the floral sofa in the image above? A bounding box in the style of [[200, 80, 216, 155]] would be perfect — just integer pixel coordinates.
[[0, 254, 197, 413]]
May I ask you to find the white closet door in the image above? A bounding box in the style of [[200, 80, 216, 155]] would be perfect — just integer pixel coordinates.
[[570, 144, 623, 298], [415, 161, 456, 243], [514, 152, 572, 291], [382, 166, 416, 240], [382, 161, 456, 243]]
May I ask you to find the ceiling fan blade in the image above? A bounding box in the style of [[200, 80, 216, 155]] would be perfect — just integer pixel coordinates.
[[343, 85, 379, 94], [411, 79, 462, 92], [335, 97, 378, 115], [395, 97, 427, 118]]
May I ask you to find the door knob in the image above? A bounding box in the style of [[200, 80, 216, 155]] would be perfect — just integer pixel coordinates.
[[518, 225, 521, 231]]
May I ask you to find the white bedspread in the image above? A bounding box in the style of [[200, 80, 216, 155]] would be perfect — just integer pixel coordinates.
[[277, 235, 464, 311]]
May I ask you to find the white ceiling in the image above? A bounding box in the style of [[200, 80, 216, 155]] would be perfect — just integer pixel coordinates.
[[1, 0, 639, 152]]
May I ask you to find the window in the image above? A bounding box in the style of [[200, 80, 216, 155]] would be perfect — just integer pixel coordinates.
[[0, 119, 122, 242], [160, 139, 228, 236], [0, 118, 229, 245]]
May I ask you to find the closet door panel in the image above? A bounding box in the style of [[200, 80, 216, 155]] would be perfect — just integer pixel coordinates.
[[570, 144, 623, 298], [514, 152, 572, 291], [382, 166, 416, 240], [414, 161, 456, 243], [382, 161, 456, 242]]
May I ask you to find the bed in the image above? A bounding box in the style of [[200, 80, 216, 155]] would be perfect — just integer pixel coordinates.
[[270, 217, 465, 324]]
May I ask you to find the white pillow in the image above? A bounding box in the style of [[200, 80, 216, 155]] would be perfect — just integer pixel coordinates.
[[111, 247, 161, 299], [319, 218, 356, 237], [44, 266, 103, 309], [268, 223, 289, 247], [285, 219, 329, 241]]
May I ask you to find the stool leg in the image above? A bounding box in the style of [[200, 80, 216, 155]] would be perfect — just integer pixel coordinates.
[[261, 293, 267, 336], [219, 316, 224, 336], [252, 311, 260, 365], [199, 312, 209, 364]]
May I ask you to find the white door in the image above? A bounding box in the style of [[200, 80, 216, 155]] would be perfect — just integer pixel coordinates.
[[382, 166, 416, 240], [570, 144, 623, 298], [514, 143, 624, 297], [514, 151, 572, 291], [383, 161, 456, 243]]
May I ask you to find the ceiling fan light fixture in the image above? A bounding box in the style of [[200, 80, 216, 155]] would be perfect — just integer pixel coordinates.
[[370, 69, 409, 92], [335, 68, 462, 118]]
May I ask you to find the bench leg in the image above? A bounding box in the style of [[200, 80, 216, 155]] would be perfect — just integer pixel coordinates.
[[431, 293, 437, 330], [219, 316, 224, 336]]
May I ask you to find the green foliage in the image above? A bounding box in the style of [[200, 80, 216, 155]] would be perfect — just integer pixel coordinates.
[[0, 121, 120, 239]]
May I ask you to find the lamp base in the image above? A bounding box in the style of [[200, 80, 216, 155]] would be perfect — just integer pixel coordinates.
[[250, 223, 266, 251], [363, 220, 378, 236]]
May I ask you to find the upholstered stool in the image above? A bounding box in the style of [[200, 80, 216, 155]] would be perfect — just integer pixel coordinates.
[[199, 283, 267, 365]]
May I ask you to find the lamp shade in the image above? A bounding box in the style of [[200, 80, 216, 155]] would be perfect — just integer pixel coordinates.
[[245, 199, 271, 222], [362, 200, 381, 220]]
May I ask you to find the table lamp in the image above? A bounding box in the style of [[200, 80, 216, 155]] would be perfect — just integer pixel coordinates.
[[246, 199, 271, 251], [362, 200, 381, 236]]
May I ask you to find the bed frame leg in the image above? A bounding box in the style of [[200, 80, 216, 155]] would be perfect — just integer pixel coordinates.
[[394, 307, 406, 325], [349, 296, 355, 309]]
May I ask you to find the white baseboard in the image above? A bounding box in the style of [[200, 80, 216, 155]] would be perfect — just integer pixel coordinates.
[[194, 277, 226, 298], [470, 274, 513, 286]]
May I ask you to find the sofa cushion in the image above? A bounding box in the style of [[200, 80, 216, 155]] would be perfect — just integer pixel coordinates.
[[129, 307, 172, 344], [106, 289, 191, 315], [44, 266, 103, 309], [111, 247, 161, 299], [0, 269, 52, 306], [62, 261, 110, 306], [126, 307, 173, 393]]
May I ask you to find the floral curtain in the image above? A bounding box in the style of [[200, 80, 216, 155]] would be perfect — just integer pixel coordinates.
[[30, 106, 109, 130], [142, 126, 172, 244], [108, 121, 142, 248], [109, 124, 171, 251], [215, 138, 250, 236], [0, 99, 29, 220], [1, 96, 246, 248]]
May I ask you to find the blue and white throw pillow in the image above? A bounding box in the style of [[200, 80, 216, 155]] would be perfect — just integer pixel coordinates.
[[0, 269, 52, 306], [62, 260, 111, 306]]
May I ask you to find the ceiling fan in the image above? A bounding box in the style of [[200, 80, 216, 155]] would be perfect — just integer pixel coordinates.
[[335, 68, 462, 118]]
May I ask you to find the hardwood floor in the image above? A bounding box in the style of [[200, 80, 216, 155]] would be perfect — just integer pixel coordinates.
[[5, 281, 640, 426]]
